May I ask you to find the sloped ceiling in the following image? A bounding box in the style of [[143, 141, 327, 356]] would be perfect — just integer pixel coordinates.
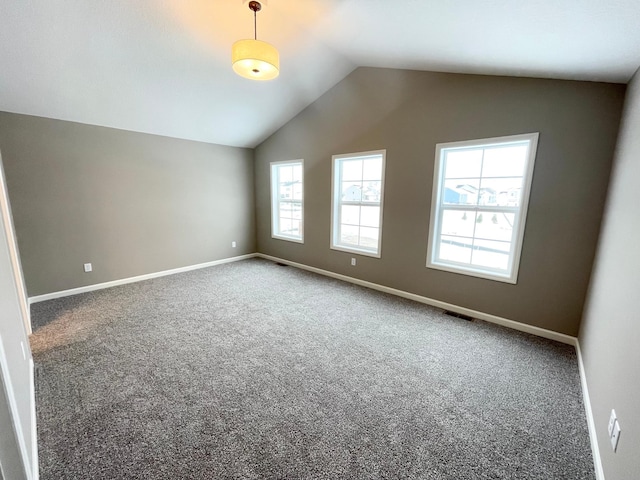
[[1, 0, 639, 148]]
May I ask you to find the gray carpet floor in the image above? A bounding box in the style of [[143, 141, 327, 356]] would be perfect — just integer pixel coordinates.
[[30, 258, 594, 479]]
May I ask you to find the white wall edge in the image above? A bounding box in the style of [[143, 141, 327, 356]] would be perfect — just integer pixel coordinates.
[[28, 254, 258, 304], [257, 253, 577, 345], [575, 340, 605, 480], [0, 338, 34, 480], [29, 358, 38, 480]]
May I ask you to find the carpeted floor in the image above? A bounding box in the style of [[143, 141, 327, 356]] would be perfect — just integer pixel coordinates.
[[30, 258, 594, 479]]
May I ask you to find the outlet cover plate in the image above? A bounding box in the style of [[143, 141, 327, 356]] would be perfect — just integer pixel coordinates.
[[83, 263, 92, 273], [608, 409, 617, 437], [611, 420, 621, 452]]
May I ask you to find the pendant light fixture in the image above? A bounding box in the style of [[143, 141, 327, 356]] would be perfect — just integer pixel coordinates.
[[232, 1, 279, 81]]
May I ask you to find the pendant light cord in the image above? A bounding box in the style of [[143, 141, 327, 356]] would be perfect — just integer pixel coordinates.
[[254, 9, 257, 40]]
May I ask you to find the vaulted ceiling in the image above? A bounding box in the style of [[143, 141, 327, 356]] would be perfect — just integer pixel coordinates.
[[1, 0, 639, 148]]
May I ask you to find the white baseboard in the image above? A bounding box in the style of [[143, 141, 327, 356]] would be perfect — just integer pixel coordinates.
[[575, 341, 605, 480], [24, 251, 602, 478], [28, 253, 258, 304], [257, 253, 576, 345], [30, 251, 575, 345], [258, 253, 606, 476]]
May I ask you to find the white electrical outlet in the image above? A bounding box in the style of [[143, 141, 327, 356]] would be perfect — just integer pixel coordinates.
[[351, 258, 356, 266], [232, 241, 237, 248], [83, 263, 92, 273], [608, 409, 617, 437], [611, 420, 621, 452]]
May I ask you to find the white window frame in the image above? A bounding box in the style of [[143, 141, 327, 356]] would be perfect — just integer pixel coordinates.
[[331, 150, 386, 258], [426, 133, 539, 283], [270, 159, 304, 243]]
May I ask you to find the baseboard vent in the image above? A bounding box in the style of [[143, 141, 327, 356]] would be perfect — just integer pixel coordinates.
[[444, 310, 473, 321]]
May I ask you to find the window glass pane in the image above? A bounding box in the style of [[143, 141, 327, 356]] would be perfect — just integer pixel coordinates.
[[362, 157, 382, 181], [360, 206, 380, 228], [441, 209, 476, 238], [289, 220, 302, 237], [481, 145, 528, 178], [443, 179, 480, 205], [359, 227, 379, 249], [279, 218, 292, 236], [279, 203, 293, 220], [341, 159, 362, 181], [444, 149, 483, 179], [332, 151, 385, 256], [341, 205, 360, 225], [279, 165, 293, 183], [290, 180, 303, 201], [470, 239, 510, 270], [428, 134, 536, 282], [340, 224, 359, 246], [291, 203, 302, 220], [341, 182, 362, 201], [438, 235, 472, 264], [480, 177, 524, 206], [271, 161, 303, 242], [474, 212, 514, 242], [278, 202, 302, 221], [362, 181, 382, 203], [278, 180, 296, 200]]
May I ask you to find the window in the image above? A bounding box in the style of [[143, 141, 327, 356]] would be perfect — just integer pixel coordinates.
[[271, 160, 304, 243], [427, 133, 539, 283], [331, 150, 386, 257]]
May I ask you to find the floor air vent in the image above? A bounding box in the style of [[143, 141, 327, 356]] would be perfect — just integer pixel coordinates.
[[444, 310, 473, 321]]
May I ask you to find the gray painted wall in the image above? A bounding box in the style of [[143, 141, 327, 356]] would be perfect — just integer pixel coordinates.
[[255, 67, 625, 336], [0, 154, 32, 480], [0, 112, 256, 296], [579, 68, 640, 479]]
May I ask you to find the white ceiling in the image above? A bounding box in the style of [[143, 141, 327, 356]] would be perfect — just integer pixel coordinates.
[[1, 0, 639, 148]]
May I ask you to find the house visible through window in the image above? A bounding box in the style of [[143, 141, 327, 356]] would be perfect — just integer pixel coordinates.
[[331, 150, 386, 257], [270, 160, 303, 243], [427, 133, 539, 283]]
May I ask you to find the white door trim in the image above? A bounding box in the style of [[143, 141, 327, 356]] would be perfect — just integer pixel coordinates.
[[0, 153, 30, 334]]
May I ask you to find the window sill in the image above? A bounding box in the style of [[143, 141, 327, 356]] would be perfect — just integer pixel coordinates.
[[272, 234, 304, 244], [426, 261, 517, 284], [331, 244, 381, 258]]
